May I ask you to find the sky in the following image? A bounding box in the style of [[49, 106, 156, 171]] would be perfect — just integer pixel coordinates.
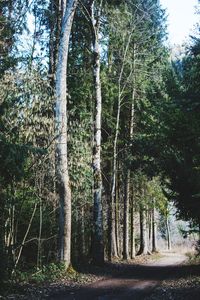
[[160, 0, 199, 45]]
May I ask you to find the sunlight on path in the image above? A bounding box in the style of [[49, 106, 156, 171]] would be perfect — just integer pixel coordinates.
[[147, 252, 186, 267], [50, 252, 188, 300]]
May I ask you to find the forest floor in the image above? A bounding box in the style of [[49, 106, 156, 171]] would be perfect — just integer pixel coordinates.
[[2, 251, 200, 300]]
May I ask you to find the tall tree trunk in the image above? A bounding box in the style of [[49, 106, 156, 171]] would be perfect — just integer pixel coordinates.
[[129, 49, 137, 259], [131, 193, 136, 259], [123, 173, 130, 260], [49, 0, 57, 82], [49, 0, 63, 86], [148, 208, 152, 251], [109, 32, 133, 261], [37, 198, 43, 268], [109, 82, 121, 260], [91, 1, 104, 265], [55, 0, 78, 269], [138, 205, 148, 255], [12, 203, 38, 274], [109, 90, 120, 259], [80, 206, 86, 259], [152, 199, 158, 253], [166, 216, 171, 251], [115, 171, 120, 257], [123, 88, 136, 260]]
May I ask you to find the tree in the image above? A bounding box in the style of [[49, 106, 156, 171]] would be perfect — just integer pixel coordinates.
[[55, 0, 78, 269], [2, 0, 193, 289], [152, 198, 158, 253], [143, 39, 200, 225], [137, 176, 149, 255], [90, 0, 104, 265]]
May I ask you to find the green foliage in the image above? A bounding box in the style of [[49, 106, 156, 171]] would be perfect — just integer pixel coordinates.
[[13, 263, 74, 283], [186, 250, 200, 264], [0, 0, 30, 75], [129, 25, 200, 224], [160, 44, 200, 223], [1, 0, 200, 292], [0, 67, 56, 279]]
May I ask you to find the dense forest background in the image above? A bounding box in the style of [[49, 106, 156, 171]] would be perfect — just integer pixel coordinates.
[[0, 0, 200, 289]]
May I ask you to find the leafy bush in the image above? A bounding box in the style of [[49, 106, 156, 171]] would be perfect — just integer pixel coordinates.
[[195, 240, 200, 256], [14, 263, 78, 284], [186, 248, 200, 265]]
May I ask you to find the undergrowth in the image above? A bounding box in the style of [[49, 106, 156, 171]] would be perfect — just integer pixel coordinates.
[[13, 263, 79, 284], [186, 251, 200, 265]]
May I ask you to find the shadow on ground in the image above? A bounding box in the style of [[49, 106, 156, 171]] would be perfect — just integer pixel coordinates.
[[47, 262, 200, 300]]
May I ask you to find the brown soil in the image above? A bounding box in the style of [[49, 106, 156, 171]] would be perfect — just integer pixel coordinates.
[[48, 252, 199, 300]]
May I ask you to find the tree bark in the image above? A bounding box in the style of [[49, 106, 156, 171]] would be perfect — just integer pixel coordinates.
[[131, 194, 136, 259], [123, 173, 130, 260], [109, 32, 132, 261], [55, 0, 78, 269], [148, 209, 152, 251], [138, 205, 148, 255], [48, 0, 66, 85], [152, 199, 158, 253], [80, 206, 86, 259], [129, 47, 137, 259], [166, 216, 171, 251], [91, 1, 104, 265], [115, 171, 120, 257], [37, 198, 43, 268], [12, 203, 38, 274], [123, 88, 136, 260], [109, 91, 120, 260]]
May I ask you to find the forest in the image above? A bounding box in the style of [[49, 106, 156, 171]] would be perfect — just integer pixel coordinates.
[[0, 0, 200, 297]]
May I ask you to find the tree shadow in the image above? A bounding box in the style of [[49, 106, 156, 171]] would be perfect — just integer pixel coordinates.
[[48, 262, 200, 299], [75, 260, 200, 280]]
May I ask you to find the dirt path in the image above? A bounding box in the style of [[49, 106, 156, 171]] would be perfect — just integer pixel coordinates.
[[48, 252, 187, 300]]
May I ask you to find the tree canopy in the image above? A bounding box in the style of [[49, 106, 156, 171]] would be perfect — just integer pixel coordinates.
[[0, 0, 199, 291]]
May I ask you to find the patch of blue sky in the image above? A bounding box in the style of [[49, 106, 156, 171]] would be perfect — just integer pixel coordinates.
[[17, 9, 49, 70], [160, 0, 199, 45]]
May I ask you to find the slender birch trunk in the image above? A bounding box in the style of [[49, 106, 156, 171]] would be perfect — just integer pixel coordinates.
[[91, 1, 104, 265], [49, 0, 62, 85], [55, 0, 78, 269], [123, 87, 136, 260], [80, 206, 86, 258], [122, 39, 137, 261], [152, 199, 158, 252], [148, 208, 152, 251], [166, 216, 171, 251], [123, 174, 130, 259], [37, 198, 43, 268], [109, 89, 120, 259], [12, 203, 38, 274], [130, 88, 136, 259], [49, 0, 55, 76], [115, 171, 120, 257], [109, 33, 133, 261], [131, 195, 136, 259]]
